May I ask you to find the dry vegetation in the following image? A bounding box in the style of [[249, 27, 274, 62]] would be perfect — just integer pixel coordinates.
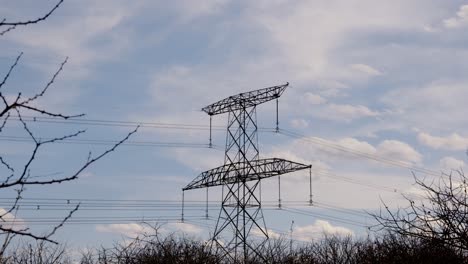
[[2, 231, 467, 264]]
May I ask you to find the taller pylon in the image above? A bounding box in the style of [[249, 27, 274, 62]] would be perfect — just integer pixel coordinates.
[[183, 83, 311, 262]]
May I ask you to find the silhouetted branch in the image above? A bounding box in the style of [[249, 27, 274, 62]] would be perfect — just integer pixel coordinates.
[[0, 52, 22, 91], [0, 112, 10, 133], [0, 0, 64, 36], [0, 0, 142, 254], [0, 24, 16, 37], [371, 169, 468, 251], [0, 56, 84, 120], [20, 57, 68, 105], [0, 185, 24, 218], [43, 204, 80, 243]]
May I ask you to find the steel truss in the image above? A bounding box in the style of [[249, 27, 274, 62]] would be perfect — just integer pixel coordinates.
[[183, 83, 311, 263], [183, 158, 311, 190]]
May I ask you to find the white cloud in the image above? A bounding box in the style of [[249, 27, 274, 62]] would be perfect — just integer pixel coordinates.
[[315, 80, 350, 98], [166, 222, 203, 235], [96, 222, 203, 238], [269, 133, 422, 184], [290, 118, 309, 128], [318, 104, 380, 122], [251, 0, 433, 85], [440, 156, 466, 169], [144, 0, 442, 131], [251, 228, 281, 239], [418, 132, 468, 151], [252, 220, 353, 241], [403, 185, 428, 200], [350, 64, 382, 76], [376, 140, 422, 164], [443, 5, 468, 28], [263, 148, 328, 185], [5, 1, 134, 70], [304, 93, 327, 105], [0, 208, 25, 231], [382, 81, 468, 133], [423, 25, 438, 32], [296, 100, 380, 123], [173, 0, 230, 19], [337, 138, 377, 154], [172, 148, 222, 172], [96, 223, 150, 238], [292, 136, 421, 166], [293, 220, 353, 241]]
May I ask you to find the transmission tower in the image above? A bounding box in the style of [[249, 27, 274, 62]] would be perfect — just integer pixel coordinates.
[[183, 83, 311, 262]]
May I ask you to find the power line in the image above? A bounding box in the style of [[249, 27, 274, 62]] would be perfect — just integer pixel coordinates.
[[313, 200, 369, 218], [282, 208, 367, 228], [279, 129, 440, 177], [313, 169, 399, 193], [5, 210, 370, 229], [5, 115, 440, 180], [7, 115, 276, 132], [3, 218, 207, 226], [0, 135, 223, 149], [0, 197, 375, 227], [0, 197, 375, 215], [4, 115, 443, 180], [0, 197, 217, 202], [0, 204, 304, 211], [4, 116, 441, 184], [0, 196, 374, 221]]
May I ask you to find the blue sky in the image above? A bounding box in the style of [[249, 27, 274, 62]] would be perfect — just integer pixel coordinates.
[[2, 0, 468, 256]]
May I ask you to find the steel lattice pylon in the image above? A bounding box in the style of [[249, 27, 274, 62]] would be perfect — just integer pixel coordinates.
[[183, 83, 311, 263]]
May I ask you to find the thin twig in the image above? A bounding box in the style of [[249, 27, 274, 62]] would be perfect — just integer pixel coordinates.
[[0, 0, 64, 27]]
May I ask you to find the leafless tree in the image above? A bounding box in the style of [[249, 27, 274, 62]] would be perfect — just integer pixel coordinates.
[[4, 240, 72, 264], [88, 222, 220, 264], [0, 0, 137, 255], [372, 169, 468, 252]]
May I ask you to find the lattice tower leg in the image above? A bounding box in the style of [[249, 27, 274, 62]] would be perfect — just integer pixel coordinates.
[[210, 105, 269, 262], [211, 180, 268, 263]]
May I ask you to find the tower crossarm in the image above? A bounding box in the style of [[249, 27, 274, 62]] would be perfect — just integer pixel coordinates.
[[201, 83, 289, 116], [183, 158, 311, 191]]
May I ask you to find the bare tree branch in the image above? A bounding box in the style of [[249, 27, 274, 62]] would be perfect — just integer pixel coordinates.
[[1, 111, 138, 189], [4, 127, 138, 187], [43, 204, 80, 243], [371, 168, 468, 251], [16, 104, 85, 119], [0, 54, 83, 121], [0, 156, 14, 177], [0, 0, 64, 36], [0, 24, 16, 37], [0, 0, 141, 254], [20, 57, 68, 106], [0, 112, 10, 133], [0, 52, 22, 91]]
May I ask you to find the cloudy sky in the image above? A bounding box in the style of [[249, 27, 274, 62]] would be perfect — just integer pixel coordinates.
[[1, 0, 468, 253]]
